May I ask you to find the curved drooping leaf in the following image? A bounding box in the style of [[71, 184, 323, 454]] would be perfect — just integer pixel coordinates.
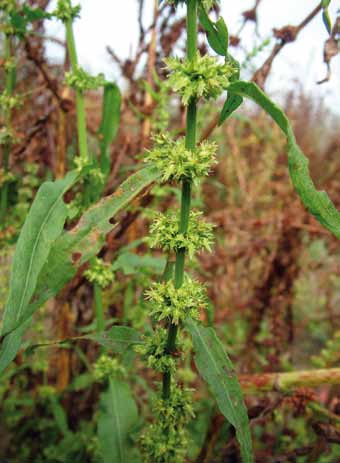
[[222, 81, 340, 239], [98, 377, 139, 463], [0, 166, 159, 374], [1, 170, 78, 337], [99, 82, 121, 176], [185, 318, 254, 463], [198, 4, 228, 57]]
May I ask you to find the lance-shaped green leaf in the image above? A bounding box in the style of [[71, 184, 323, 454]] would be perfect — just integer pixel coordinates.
[[1, 170, 78, 337], [98, 377, 139, 463], [198, 4, 228, 57], [30, 165, 160, 310], [0, 166, 159, 374], [98, 82, 121, 176], [223, 81, 340, 239], [185, 319, 253, 463], [87, 326, 142, 353]]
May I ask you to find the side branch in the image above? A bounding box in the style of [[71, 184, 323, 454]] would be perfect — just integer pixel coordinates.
[[239, 368, 340, 394]]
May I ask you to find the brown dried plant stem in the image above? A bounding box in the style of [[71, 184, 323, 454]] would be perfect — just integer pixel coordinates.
[[239, 368, 340, 394]]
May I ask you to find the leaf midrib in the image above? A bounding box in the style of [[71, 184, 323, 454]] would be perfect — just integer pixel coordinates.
[[15, 184, 67, 323]]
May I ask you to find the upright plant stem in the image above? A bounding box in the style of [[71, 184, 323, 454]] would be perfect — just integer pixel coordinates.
[[162, 0, 197, 400], [0, 34, 16, 225], [94, 283, 105, 332], [65, 19, 89, 162], [65, 18, 104, 331]]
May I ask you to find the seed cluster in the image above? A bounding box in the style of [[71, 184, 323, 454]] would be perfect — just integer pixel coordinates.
[[145, 133, 217, 182], [165, 53, 237, 105]]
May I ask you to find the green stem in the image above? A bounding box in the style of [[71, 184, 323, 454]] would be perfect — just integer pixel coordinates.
[[0, 34, 16, 226], [65, 19, 89, 162], [162, 0, 198, 401], [94, 282, 105, 333]]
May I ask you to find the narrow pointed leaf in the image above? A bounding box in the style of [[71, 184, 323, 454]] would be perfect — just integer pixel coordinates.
[[0, 166, 159, 374], [98, 377, 139, 463], [0, 320, 30, 375], [99, 82, 122, 176], [198, 5, 228, 56], [87, 326, 141, 353], [225, 81, 340, 239], [185, 319, 254, 463], [219, 93, 243, 124], [1, 170, 78, 337], [322, 10, 332, 35], [29, 165, 161, 316]]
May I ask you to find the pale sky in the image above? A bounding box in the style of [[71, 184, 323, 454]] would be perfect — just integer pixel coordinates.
[[46, 0, 340, 111]]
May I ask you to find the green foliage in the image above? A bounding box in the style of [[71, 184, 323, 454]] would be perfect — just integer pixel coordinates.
[[223, 81, 340, 239], [185, 318, 254, 463], [54, 0, 81, 22], [98, 82, 122, 176], [165, 53, 237, 105], [65, 66, 106, 92], [93, 354, 126, 382], [149, 210, 214, 258], [311, 330, 340, 368], [1, 171, 78, 337], [145, 133, 217, 182], [198, 3, 229, 56], [87, 326, 142, 353], [26, 165, 161, 322], [146, 276, 207, 324], [98, 377, 139, 463]]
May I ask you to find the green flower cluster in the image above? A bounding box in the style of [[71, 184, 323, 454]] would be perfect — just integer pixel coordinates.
[[54, 0, 81, 22], [0, 0, 16, 13], [165, 53, 237, 105], [146, 276, 206, 324], [136, 329, 178, 373], [74, 157, 105, 187], [149, 210, 214, 258], [93, 354, 126, 382], [65, 66, 106, 92], [145, 133, 217, 182], [4, 57, 15, 72], [0, 127, 19, 146], [140, 385, 194, 463], [84, 258, 114, 289], [0, 168, 15, 188], [0, 91, 22, 111]]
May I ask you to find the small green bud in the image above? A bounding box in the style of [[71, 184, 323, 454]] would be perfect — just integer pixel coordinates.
[[84, 257, 114, 289], [65, 66, 106, 92], [54, 0, 81, 22], [93, 354, 126, 382]]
